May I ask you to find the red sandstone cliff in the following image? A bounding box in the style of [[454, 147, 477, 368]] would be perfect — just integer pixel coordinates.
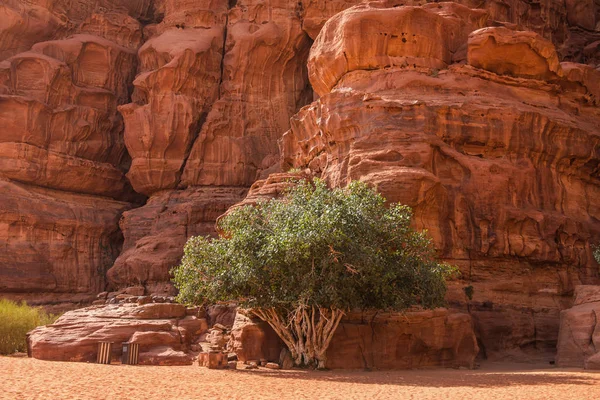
[[0, 0, 151, 310], [1, 0, 599, 360]]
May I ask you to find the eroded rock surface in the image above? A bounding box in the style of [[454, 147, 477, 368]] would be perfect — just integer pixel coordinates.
[[0, 1, 149, 308], [107, 187, 247, 293], [229, 308, 479, 369], [108, 0, 313, 290], [556, 286, 600, 369], [28, 301, 206, 365], [230, 312, 285, 363], [2, 0, 599, 364], [300, 0, 600, 65], [253, 1, 600, 362]]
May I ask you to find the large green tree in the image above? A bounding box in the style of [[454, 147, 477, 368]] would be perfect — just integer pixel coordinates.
[[173, 179, 455, 368]]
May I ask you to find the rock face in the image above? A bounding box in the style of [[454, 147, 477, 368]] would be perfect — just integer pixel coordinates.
[[119, 3, 228, 196], [28, 302, 205, 365], [300, 0, 600, 66], [328, 309, 478, 369], [2, 0, 600, 364], [0, 180, 129, 297], [105, 0, 313, 291], [107, 187, 246, 294], [229, 308, 479, 369], [0, 0, 150, 309], [230, 312, 285, 363], [556, 286, 600, 369], [260, 1, 600, 362]]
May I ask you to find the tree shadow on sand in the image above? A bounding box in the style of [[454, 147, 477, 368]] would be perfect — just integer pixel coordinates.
[[231, 367, 600, 388]]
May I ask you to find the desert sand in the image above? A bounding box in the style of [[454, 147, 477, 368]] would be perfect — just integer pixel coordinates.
[[1, 357, 599, 400]]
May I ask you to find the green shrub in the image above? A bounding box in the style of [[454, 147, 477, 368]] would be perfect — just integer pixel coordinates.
[[173, 179, 456, 368], [0, 299, 59, 355], [594, 245, 600, 264]]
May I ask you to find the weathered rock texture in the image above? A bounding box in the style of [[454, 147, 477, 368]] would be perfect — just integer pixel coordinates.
[[28, 301, 206, 365], [2, 0, 600, 363], [230, 308, 479, 369], [107, 187, 246, 294], [252, 1, 600, 362], [0, 0, 151, 309], [556, 285, 600, 369], [106, 0, 314, 291], [230, 312, 285, 363], [300, 0, 600, 66]]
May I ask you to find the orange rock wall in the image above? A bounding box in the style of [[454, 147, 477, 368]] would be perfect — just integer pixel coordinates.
[[277, 1, 600, 361], [0, 0, 150, 308], [1, 0, 599, 360]]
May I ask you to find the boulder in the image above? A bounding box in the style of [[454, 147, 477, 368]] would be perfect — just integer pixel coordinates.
[[230, 312, 284, 363], [265, 362, 280, 369], [28, 303, 208, 365], [556, 286, 600, 369], [468, 27, 563, 81], [138, 346, 193, 366], [198, 351, 228, 369], [207, 304, 238, 329], [129, 331, 182, 351]]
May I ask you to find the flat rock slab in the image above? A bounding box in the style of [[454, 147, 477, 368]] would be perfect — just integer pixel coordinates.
[[28, 303, 206, 365]]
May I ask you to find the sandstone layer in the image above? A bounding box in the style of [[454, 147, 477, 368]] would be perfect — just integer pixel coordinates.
[[0, 0, 150, 308], [1, 0, 599, 364], [249, 1, 600, 362], [28, 301, 207, 365], [230, 308, 479, 369]]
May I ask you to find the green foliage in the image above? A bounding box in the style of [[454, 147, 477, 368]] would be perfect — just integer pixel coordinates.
[[594, 245, 600, 264], [174, 179, 456, 312], [0, 299, 59, 354]]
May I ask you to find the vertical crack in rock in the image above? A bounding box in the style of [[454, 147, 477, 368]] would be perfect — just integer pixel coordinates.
[[217, 8, 229, 101]]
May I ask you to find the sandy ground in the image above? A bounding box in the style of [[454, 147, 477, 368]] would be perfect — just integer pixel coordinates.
[[1, 357, 599, 400]]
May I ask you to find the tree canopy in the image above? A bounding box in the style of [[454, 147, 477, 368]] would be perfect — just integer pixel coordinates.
[[174, 179, 454, 311], [173, 178, 456, 367]]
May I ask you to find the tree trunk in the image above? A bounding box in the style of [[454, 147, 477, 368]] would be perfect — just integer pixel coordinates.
[[251, 306, 345, 369]]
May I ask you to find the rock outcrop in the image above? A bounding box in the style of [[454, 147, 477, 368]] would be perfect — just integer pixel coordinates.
[[254, 1, 600, 362], [230, 312, 285, 363], [300, 0, 600, 66], [106, 0, 313, 291], [28, 301, 206, 365], [0, 1, 150, 309], [230, 308, 479, 369], [107, 187, 246, 294], [2, 0, 599, 364], [556, 286, 600, 369]]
